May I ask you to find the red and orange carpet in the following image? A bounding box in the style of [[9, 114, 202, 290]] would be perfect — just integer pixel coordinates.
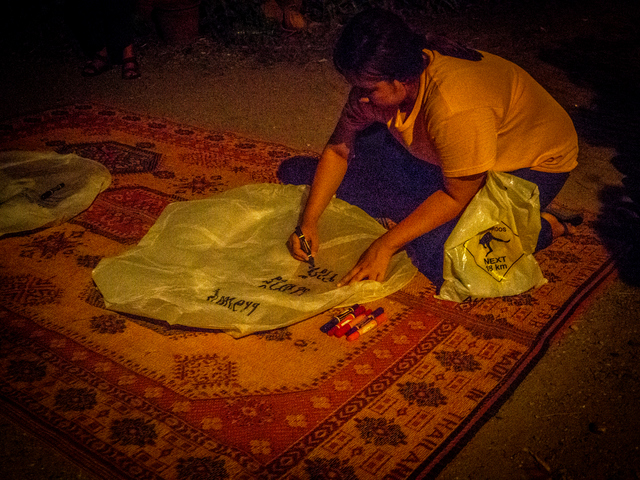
[[0, 105, 616, 479]]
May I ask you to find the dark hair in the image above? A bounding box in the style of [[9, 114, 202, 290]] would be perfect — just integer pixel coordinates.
[[333, 9, 482, 82]]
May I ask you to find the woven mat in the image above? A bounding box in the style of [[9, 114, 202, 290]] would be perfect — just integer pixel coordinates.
[[0, 105, 616, 479]]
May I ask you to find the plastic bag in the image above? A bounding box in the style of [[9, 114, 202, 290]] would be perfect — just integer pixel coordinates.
[[0, 150, 112, 236], [92, 183, 417, 337], [437, 171, 547, 302]]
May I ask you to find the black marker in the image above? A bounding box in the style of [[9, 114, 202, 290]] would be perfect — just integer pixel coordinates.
[[40, 182, 65, 200], [294, 226, 315, 267]]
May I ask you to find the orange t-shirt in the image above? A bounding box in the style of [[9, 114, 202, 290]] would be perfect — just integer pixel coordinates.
[[331, 50, 578, 177]]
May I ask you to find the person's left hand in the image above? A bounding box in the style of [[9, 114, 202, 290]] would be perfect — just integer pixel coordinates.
[[337, 237, 394, 286]]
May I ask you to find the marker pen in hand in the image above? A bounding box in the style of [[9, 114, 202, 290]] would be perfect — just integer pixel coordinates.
[[294, 226, 315, 267]]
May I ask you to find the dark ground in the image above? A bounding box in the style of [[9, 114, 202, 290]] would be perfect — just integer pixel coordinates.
[[1, 1, 639, 479]]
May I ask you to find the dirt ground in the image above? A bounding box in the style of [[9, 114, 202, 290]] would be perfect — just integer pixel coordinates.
[[1, 0, 639, 479]]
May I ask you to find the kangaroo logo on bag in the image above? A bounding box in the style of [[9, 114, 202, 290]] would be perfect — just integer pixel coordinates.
[[478, 230, 510, 254], [464, 223, 523, 282]]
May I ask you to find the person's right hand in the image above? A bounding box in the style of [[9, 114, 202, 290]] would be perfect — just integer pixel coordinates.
[[287, 224, 319, 263]]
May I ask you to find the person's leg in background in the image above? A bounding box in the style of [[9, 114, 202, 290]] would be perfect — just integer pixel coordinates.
[[107, 0, 140, 79], [66, 0, 139, 79]]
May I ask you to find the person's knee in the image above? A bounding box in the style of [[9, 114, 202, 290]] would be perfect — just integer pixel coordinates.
[[276, 156, 318, 185]]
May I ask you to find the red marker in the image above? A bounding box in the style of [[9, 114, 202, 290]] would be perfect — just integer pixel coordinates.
[[347, 311, 388, 341], [334, 309, 371, 338], [345, 307, 384, 337], [327, 306, 366, 336], [320, 304, 360, 333]]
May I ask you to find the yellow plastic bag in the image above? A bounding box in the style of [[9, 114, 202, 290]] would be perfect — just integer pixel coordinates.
[[0, 151, 111, 236], [437, 171, 547, 302], [93, 184, 417, 337]]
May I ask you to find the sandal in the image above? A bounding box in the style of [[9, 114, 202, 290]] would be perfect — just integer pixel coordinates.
[[122, 57, 141, 80], [82, 54, 111, 77]]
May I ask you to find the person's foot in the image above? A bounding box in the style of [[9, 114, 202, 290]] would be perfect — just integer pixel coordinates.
[[82, 52, 111, 77], [122, 57, 141, 80], [264, 0, 306, 31], [282, 2, 306, 31], [541, 211, 583, 238], [263, 0, 283, 23], [121, 44, 141, 80]]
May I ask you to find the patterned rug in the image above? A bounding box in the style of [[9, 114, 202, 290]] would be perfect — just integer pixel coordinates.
[[0, 105, 617, 479]]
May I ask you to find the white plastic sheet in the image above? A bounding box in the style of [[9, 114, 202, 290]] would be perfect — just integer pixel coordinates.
[[0, 150, 111, 236], [437, 171, 547, 302], [93, 183, 417, 337]]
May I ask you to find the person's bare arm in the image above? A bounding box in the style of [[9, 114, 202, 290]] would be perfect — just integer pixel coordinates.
[[338, 172, 486, 285], [287, 142, 350, 262]]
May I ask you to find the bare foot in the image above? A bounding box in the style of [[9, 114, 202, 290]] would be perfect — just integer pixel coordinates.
[[541, 212, 577, 239], [82, 48, 111, 77]]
